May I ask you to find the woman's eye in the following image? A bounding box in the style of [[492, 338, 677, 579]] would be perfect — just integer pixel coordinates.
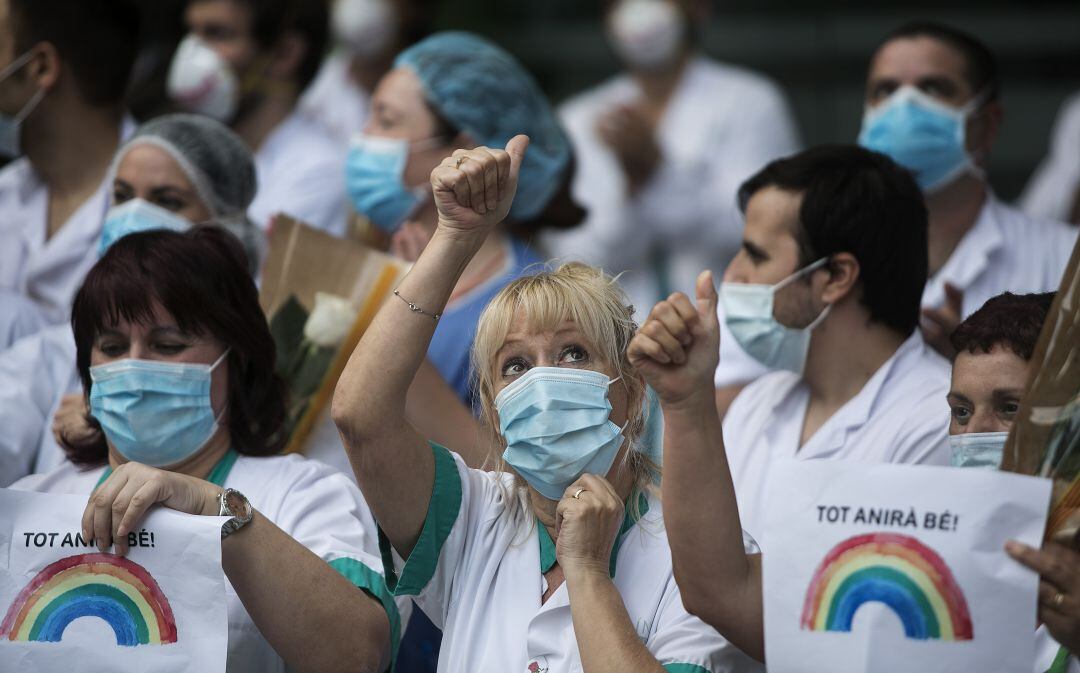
[[950, 406, 971, 423], [112, 191, 131, 205], [501, 359, 528, 377], [560, 346, 588, 364], [154, 342, 186, 355], [154, 197, 185, 212], [1000, 401, 1021, 417], [99, 343, 126, 357]]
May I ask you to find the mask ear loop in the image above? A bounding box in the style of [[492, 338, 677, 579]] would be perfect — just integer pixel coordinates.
[[772, 256, 830, 293]]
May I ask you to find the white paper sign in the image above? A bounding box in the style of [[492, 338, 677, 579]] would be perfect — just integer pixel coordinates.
[[0, 489, 229, 673], [762, 460, 1050, 673]]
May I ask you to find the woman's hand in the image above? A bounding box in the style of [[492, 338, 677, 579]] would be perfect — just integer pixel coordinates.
[[82, 462, 221, 555], [430, 135, 528, 241], [1007, 540, 1080, 651], [555, 474, 624, 579], [52, 393, 95, 447], [627, 270, 719, 408]]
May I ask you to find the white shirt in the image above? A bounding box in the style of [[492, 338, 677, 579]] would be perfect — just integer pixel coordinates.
[[715, 196, 1079, 388], [0, 324, 79, 486], [1020, 92, 1080, 223], [0, 290, 50, 351], [543, 56, 800, 316], [381, 443, 762, 673], [1035, 626, 1077, 673], [722, 333, 952, 546], [11, 451, 410, 673], [297, 51, 371, 146], [249, 110, 349, 238], [0, 118, 135, 328]]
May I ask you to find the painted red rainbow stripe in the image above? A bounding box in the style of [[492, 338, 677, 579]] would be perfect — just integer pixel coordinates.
[[1, 553, 177, 646], [801, 533, 973, 641]]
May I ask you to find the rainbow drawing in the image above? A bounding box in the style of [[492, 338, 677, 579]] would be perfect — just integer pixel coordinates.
[[0, 553, 177, 646], [801, 532, 973, 641]]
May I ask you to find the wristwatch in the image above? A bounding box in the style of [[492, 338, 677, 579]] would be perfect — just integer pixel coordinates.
[[218, 488, 253, 539]]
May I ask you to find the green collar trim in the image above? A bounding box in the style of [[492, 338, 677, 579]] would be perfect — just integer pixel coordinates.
[[538, 491, 649, 577], [328, 557, 402, 672], [95, 448, 240, 489], [1046, 646, 1071, 673], [377, 442, 462, 597]]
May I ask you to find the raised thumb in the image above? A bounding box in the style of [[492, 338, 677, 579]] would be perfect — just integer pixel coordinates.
[[695, 270, 719, 324], [506, 134, 530, 177]]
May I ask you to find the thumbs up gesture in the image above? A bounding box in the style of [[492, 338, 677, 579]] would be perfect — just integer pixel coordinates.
[[627, 270, 721, 407], [431, 135, 530, 240]]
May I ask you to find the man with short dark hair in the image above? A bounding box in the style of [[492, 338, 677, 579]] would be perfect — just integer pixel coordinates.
[[714, 21, 1078, 409], [169, 0, 348, 236], [718, 145, 952, 542], [0, 0, 139, 330]]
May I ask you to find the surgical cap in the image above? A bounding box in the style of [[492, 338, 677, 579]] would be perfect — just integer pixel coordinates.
[[112, 114, 265, 273], [396, 32, 570, 221]]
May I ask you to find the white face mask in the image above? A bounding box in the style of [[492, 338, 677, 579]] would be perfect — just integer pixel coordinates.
[[332, 0, 398, 59], [720, 257, 831, 374], [167, 35, 240, 122], [607, 0, 686, 71], [949, 431, 1007, 469], [0, 49, 46, 159]]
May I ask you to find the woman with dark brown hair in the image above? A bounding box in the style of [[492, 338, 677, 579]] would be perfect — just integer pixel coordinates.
[[10, 228, 403, 673]]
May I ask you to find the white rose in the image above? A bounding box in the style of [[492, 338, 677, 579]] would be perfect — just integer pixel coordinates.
[[303, 292, 357, 348]]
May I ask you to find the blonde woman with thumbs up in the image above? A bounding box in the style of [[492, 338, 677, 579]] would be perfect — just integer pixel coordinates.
[[332, 134, 762, 673]]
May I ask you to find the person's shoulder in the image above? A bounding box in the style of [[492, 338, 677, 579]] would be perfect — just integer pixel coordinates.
[[265, 111, 344, 167], [558, 73, 636, 123], [10, 460, 101, 494], [991, 198, 1077, 244], [693, 57, 789, 103]]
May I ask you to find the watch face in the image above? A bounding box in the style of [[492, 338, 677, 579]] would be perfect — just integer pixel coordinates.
[[223, 489, 252, 520]]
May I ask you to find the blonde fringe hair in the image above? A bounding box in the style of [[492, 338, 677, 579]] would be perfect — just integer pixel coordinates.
[[471, 261, 658, 516]]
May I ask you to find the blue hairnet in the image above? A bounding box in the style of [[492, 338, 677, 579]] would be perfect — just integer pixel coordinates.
[[396, 32, 570, 221]]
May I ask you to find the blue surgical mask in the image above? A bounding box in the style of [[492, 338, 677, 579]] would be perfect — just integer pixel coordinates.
[[99, 199, 192, 256], [0, 50, 46, 159], [857, 86, 984, 192], [949, 431, 1007, 469], [496, 367, 626, 500], [345, 134, 436, 233], [89, 350, 229, 468], [721, 257, 830, 374]]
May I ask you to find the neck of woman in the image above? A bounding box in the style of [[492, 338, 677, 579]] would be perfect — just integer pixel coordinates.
[[107, 427, 232, 481]]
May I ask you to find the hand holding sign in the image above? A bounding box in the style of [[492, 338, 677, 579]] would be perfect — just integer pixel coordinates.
[[83, 463, 221, 555]]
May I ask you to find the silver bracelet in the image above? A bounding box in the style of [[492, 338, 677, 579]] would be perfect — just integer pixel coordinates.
[[393, 289, 441, 321]]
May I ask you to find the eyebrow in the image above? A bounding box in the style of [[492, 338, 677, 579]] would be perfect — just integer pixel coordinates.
[[991, 388, 1025, 399], [742, 240, 768, 260], [946, 391, 972, 405], [496, 327, 581, 356]]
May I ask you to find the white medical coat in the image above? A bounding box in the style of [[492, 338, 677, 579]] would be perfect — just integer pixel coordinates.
[[715, 196, 1080, 387], [542, 56, 800, 317], [721, 333, 952, 546], [298, 51, 371, 146], [0, 324, 78, 486], [11, 451, 410, 673], [379, 443, 763, 673], [249, 110, 349, 238], [0, 118, 134, 328], [1020, 92, 1080, 224], [1036, 626, 1078, 673], [0, 290, 50, 350]]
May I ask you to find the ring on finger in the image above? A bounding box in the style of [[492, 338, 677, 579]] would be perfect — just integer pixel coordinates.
[[455, 156, 469, 169], [1054, 592, 1066, 607], [573, 488, 586, 500]]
